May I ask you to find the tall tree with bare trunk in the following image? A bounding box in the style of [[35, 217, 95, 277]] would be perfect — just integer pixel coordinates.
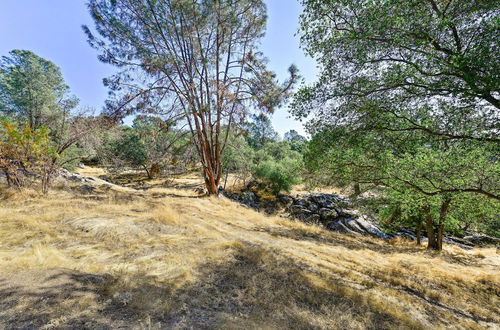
[[84, 0, 298, 194]]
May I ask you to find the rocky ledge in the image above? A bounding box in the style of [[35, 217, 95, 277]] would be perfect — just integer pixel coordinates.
[[282, 193, 392, 239], [223, 190, 391, 239], [224, 190, 499, 248]]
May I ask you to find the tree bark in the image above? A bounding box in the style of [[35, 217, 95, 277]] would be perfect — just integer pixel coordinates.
[[416, 218, 422, 246], [423, 205, 438, 250], [353, 183, 361, 196], [437, 224, 444, 250], [143, 165, 152, 180], [223, 171, 229, 190], [437, 198, 452, 251], [204, 168, 219, 195]]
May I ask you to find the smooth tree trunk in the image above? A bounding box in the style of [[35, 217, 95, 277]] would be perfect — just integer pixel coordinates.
[[188, 106, 223, 196], [203, 166, 220, 195], [423, 205, 438, 250], [437, 224, 444, 250], [415, 219, 422, 246], [423, 199, 452, 251], [437, 198, 452, 251]]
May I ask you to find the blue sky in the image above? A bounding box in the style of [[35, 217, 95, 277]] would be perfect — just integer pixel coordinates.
[[0, 0, 317, 137]]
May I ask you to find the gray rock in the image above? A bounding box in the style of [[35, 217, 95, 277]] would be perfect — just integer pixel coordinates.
[[306, 214, 321, 224], [278, 195, 294, 207], [355, 216, 392, 239], [326, 221, 361, 236], [307, 203, 319, 213], [289, 205, 311, 216], [336, 208, 360, 218], [319, 208, 338, 221], [462, 235, 500, 247], [309, 194, 335, 208], [341, 217, 366, 233], [295, 198, 309, 207]]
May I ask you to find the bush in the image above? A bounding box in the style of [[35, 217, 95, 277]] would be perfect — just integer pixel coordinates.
[[0, 120, 58, 193], [253, 158, 303, 195]]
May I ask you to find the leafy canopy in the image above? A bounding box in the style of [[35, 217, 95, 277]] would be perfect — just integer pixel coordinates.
[[0, 49, 79, 130]]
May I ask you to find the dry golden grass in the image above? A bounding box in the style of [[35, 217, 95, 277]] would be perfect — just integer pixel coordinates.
[[75, 165, 108, 177], [0, 176, 498, 329]]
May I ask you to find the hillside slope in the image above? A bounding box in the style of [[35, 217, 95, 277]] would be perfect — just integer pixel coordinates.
[[0, 177, 498, 329]]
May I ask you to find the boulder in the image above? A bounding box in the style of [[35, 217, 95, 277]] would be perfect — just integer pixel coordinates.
[[294, 199, 309, 210], [309, 194, 335, 208], [289, 205, 311, 216], [326, 221, 361, 236], [277, 194, 294, 207], [340, 217, 366, 233], [319, 208, 338, 221], [240, 192, 258, 208], [336, 208, 361, 218], [307, 203, 319, 213], [462, 235, 500, 247], [355, 216, 392, 239]]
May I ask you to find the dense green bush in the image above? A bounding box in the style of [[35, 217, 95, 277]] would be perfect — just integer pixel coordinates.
[[253, 157, 303, 195], [109, 129, 148, 169]]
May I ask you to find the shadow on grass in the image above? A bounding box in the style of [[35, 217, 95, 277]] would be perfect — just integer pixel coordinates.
[[100, 171, 204, 192], [254, 225, 483, 266], [0, 245, 416, 330], [0, 269, 132, 329]]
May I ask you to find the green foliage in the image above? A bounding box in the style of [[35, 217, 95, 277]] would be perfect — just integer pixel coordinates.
[[253, 157, 303, 195], [221, 133, 255, 185], [0, 119, 58, 193], [222, 118, 306, 194], [109, 128, 148, 168], [132, 116, 192, 171], [446, 194, 500, 238], [0, 49, 95, 191], [306, 126, 499, 236], [85, 0, 299, 194], [295, 0, 499, 142], [0, 49, 79, 130], [294, 0, 500, 244], [284, 129, 308, 153], [99, 117, 192, 178], [244, 114, 279, 150], [251, 141, 304, 195]]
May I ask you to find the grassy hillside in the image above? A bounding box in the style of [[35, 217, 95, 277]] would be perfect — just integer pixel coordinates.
[[0, 174, 498, 329]]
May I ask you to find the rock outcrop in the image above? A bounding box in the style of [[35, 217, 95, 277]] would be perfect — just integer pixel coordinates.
[[223, 190, 391, 239], [280, 193, 392, 239], [56, 169, 119, 188]]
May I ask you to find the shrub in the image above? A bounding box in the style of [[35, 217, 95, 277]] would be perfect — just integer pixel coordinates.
[[253, 158, 303, 195], [0, 119, 57, 193]]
